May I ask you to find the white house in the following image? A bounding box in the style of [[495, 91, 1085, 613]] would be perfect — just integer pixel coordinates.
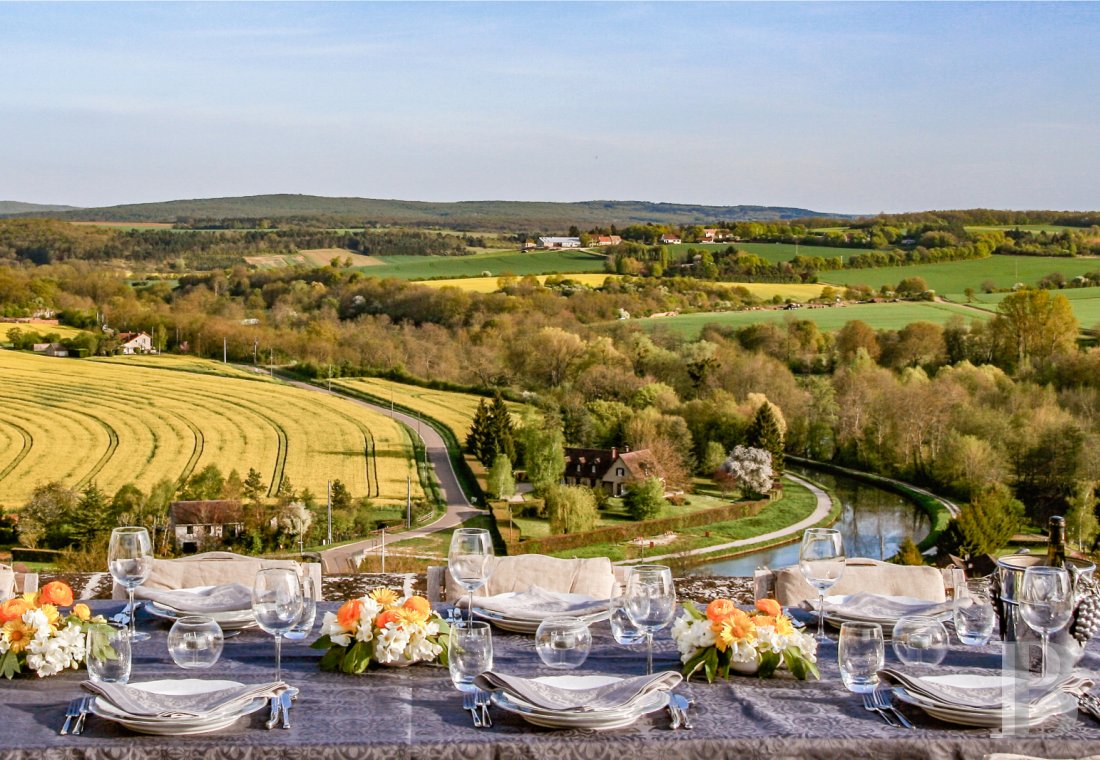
[[169, 500, 245, 553], [660, 233, 682, 245], [537, 237, 582, 249], [118, 331, 154, 355]]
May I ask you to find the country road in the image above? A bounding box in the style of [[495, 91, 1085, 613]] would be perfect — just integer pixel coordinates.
[[279, 377, 479, 573]]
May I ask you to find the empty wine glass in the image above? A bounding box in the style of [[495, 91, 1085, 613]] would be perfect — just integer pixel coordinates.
[[624, 564, 676, 675], [799, 528, 845, 642], [609, 592, 646, 645], [954, 579, 996, 646], [284, 574, 319, 642], [1019, 566, 1074, 679], [448, 528, 493, 624], [891, 615, 948, 666], [108, 526, 153, 643], [167, 615, 224, 669], [535, 617, 592, 669], [252, 568, 303, 682]]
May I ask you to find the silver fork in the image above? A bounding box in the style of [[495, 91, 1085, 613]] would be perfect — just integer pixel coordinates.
[[109, 602, 135, 625], [870, 689, 913, 729], [475, 690, 492, 728], [462, 691, 482, 728], [861, 692, 897, 726], [59, 698, 83, 736], [72, 696, 94, 735]]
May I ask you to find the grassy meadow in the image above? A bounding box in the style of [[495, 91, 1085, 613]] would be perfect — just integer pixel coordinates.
[[637, 300, 983, 337], [818, 255, 1100, 294], [0, 352, 421, 509], [351, 249, 608, 280], [947, 285, 1100, 329], [665, 241, 868, 263], [1, 322, 89, 342]]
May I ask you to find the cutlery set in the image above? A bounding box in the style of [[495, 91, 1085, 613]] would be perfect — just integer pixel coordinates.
[[462, 691, 492, 728], [265, 687, 298, 730], [59, 697, 93, 736], [861, 691, 912, 728], [667, 693, 693, 730]]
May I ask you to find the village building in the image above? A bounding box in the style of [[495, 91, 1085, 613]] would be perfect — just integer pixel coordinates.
[[660, 233, 682, 245], [117, 331, 154, 355], [562, 446, 663, 496], [169, 500, 245, 553], [537, 236, 582, 249], [594, 235, 622, 246], [32, 343, 69, 357]]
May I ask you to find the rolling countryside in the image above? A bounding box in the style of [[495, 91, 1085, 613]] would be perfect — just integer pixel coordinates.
[[0, 351, 422, 509]]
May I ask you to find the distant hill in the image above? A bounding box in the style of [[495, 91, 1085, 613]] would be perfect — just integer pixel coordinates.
[[2, 194, 849, 229], [0, 201, 81, 215]]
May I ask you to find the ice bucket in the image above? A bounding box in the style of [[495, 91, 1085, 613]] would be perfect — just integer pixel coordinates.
[[995, 553, 1094, 670]]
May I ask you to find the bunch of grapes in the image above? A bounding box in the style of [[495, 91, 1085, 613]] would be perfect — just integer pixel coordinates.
[[1070, 575, 1100, 645]]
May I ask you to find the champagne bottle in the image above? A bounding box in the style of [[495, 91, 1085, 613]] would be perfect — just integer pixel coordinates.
[[1046, 515, 1066, 568]]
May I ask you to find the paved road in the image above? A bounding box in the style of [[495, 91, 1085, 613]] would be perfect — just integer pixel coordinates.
[[278, 378, 479, 573], [616, 473, 834, 565]]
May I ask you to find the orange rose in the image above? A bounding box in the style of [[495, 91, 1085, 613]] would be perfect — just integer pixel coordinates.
[[336, 599, 364, 630], [0, 597, 31, 624], [72, 603, 92, 622], [403, 596, 431, 617], [755, 598, 782, 618], [375, 609, 401, 629], [706, 598, 737, 623], [39, 581, 74, 608]]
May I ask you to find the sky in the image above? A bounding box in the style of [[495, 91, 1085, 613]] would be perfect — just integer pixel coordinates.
[[1, 1, 1098, 214]]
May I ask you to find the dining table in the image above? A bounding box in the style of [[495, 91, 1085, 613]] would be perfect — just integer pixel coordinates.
[[1, 600, 1098, 760]]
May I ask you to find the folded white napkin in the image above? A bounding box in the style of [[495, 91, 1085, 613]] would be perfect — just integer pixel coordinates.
[[474, 671, 681, 713], [879, 669, 1093, 711], [133, 583, 253, 613], [470, 586, 607, 621], [816, 593, 953, 622], [82, 680, 286, 718]]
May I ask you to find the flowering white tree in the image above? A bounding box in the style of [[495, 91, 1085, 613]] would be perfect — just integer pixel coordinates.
[[280, 501, 313, 543], [719, 445, 774, 498]]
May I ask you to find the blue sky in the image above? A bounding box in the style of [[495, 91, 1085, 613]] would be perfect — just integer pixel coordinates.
[[1, 2, 1097, 213]]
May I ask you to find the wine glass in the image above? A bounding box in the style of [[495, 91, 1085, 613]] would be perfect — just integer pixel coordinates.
[[447, 528, 493, 624], [252, 568, 303, 682], [799, 528, 846, 642], [623, 564, 676, 675], [108, 526, 153, 643], [1019, 565, 1074, 679], [609, 592, 646, 645], [284, 574, 319, 642]]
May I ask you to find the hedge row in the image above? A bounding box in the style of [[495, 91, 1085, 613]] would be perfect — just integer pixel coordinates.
[[10, 547, 62, 563], [499, 496, 770, 556]]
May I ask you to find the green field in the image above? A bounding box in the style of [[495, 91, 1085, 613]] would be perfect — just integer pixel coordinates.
[[946, 286, 1100, 329], [636, 300, 984, 337], [665, 241, 868, 263], [353, 249, 608, 280], [0, 352, 421, 508], [819, 255, 1100, 294], [965, 224, 1081, 234]]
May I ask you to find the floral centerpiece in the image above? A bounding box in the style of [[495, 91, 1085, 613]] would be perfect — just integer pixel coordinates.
[[312, 588, 450, 672], [671, 598, 819, 682], [0, 581, 114, 679]]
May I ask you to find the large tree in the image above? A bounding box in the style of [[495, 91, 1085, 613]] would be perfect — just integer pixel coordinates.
[[624, 477, 666, 520], [546, 485, 598, 534], [992, 288, 1078, 368], [746, 402, 785, 474], [521, 412, 566, 495]]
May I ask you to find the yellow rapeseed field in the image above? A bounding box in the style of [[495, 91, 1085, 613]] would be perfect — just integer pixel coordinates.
[[0, 351, 420, 508]]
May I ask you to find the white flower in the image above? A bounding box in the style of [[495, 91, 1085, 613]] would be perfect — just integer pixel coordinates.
[[356, 598, 381, 629], [374, 623, 411, 664], [320, 611, 353, 647], [22, 609, 52, 639]]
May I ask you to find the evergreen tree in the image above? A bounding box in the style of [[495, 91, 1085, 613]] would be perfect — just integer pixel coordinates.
[[951, 483, 1025, 557], [894, 537, 925, 566], [487, 454, 516, 500], [330, 480, 353, 511], [71, 483, 111, 548], [223, 469, 244, 500], [181, 464, 225, 501], [466, 399, 491, 463], [243, 468, 266, 503], [746, 402, 785, 474], [488, 393, 516, 464]]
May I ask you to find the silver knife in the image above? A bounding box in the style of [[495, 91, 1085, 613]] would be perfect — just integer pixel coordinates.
[[264, 695, 281, 730], [671, 694, 693, 729], [279, 690, 293, 729]]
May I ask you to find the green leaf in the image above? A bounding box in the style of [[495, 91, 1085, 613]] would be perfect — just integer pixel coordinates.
[[682, 648, 709, 682], [758, 651, 781, 678], [782, 646, 820, 681], [703, 647, 719, 684], [342, 641, 374, 674], [310, 634, 334, 650], [318, 647, 344, 672], [682, 601, 706, 622], [0, 650, 21, 680]]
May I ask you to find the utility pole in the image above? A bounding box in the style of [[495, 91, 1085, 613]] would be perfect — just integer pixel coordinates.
[[327, 364, 332, 393], [326, 480, 333, 545], [223, 337, 227, 364], [269, 348, 274, 378], [406, 476, 412, 528], [380, 527, 386, 574]]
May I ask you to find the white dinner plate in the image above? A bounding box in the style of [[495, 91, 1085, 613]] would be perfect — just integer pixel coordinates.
[[144, 602, 257, 630], [471, 607, 609, 634], [489, 675, 670, 729], [90, 679, 267, 735], [892, 674, 1077, 729]]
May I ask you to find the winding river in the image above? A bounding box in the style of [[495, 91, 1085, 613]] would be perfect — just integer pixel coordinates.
[[686, 466, 932, 577]]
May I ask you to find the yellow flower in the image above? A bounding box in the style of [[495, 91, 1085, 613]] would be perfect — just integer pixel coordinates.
[[369, 588, 400, 609], [38, 604, 60, 628], [395, 608, 429, 627], [775, 615, 795, 636], [72, 603, 92, 622], [21, 592, 38, 607], [2, 619, 31, 654], [713, 609, 755, 652]]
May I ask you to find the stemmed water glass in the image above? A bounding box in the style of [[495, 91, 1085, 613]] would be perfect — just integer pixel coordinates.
[[799, 528, 845, 642], [624, 564, 676, 675], [284, 574, 319, 643], [448, 528, 493, 624], [1019, 565, 1075, 679], [108, 526, 153, 643], [252, 568, 303, 682]]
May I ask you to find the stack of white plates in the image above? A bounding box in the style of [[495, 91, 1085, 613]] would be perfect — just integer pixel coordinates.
[[89, 679, 268, 735], [821, 593, 952, 630], [891, 673, 1077, 728], [143, 586, 256, 630], [470, 591, 609, 634], [490, 675, 669, 730]]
